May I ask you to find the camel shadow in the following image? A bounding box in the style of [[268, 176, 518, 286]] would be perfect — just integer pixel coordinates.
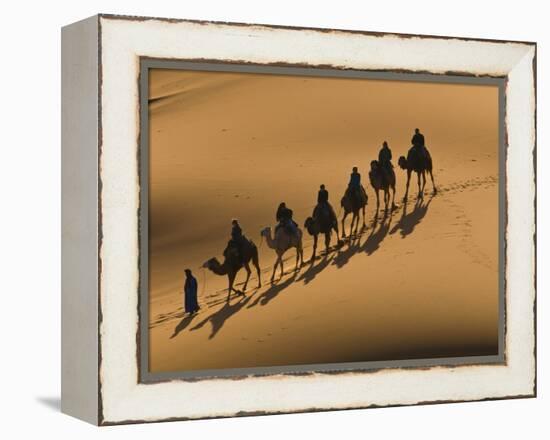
[[362, 210, 393, 256], [190, 295, 252, 339], [297, 255, 333, 284], [248, 272, 298, 307], [390, 195, 434, 239], [331, 208, 393, 269], [170, 313, 198, 339], [332, 234, 363, 268]]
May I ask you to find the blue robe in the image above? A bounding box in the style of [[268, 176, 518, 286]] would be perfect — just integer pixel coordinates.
[[184, 276, 199, 314]]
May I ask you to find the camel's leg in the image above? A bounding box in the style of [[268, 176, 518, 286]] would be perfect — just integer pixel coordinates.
[[341, 211, 348, 238], [404, 170, 411, 202], [416, 172, 422, 198], [270, 256, 280, 283], [252, 253, 262, 288], [324, 232, 331, 253], [422, 171, 426, 194], [429, 170, 437, 194], [333, 222, 341, 242], [391, 185, 396, 210], [279, 254, 284, 279], [362, 205, 366, 228], [227, 272, 236, 302], [311, 234, 318, 263], [295, 243, 303, 271], [375, 189, 380, 213], [242, 262, 251, 294]]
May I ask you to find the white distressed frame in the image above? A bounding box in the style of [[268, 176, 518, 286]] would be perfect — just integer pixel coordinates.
[[92, 16, 536, 424]]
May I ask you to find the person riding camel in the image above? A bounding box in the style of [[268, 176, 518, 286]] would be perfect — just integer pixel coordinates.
[[411, 128, 428, 161], [378, 141, 393, 180], [347, 166, 361, 199], [231, 218, 243, 242], [275, 202, 298, 236], [317, 184, 329, 205], [315, 184, 336, 221], [225, 219, 247, 262]]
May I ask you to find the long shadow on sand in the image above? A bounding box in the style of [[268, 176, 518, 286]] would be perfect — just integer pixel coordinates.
[[332, 233, 363, 269], [189, 295, 253, 339], [297, 254, 334, 285], [169, 195, 435, 340], [331, 208, 393, 269], [170, 313, 198, 339], [390, 195, 434, 238], [247, 272, 299, 308], [363, 210, 393, 256], [331, 194, 434, 270]]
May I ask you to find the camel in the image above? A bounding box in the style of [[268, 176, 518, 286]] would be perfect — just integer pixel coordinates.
[[398, 146, 436, 201], [369, 160, 397, 212], [260, 225, 304, 283], [304, 207, 340, 262], [202, 238, 261, 302], [340, 186, 368, 237]]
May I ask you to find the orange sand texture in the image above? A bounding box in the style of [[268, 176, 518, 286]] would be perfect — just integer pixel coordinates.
[[147, 68, 500, 373]]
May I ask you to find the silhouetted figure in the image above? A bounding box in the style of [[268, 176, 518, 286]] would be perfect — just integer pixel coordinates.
[[411, 128, 425, 149], [398, 141, 437, 201], [378, 140, 394, 185], [231, 219, 243, 242], [226, 219, 246, 263], [348, 166, 361, 193], [317, 184, 329, 205], [340, 174, 368, 238], [369, 160, 396, 212], [275, 202, 298, 236], [305, 185, 341, 260], [345, 167, 363, 206], [314, 184, 337, 225], [378, 141, 393, 169], [205, 233, 262, 302], [411, 128, 429, 161], [183, 269, 200, 314]]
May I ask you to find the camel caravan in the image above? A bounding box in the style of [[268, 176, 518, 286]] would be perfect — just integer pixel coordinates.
[[202, 128, 437, 302]]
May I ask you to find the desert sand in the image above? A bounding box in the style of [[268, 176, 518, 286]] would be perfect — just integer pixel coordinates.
[[147, 68, 500, 373]]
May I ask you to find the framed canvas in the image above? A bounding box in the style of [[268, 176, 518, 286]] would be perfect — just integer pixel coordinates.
[[61, 14, 536, 425]]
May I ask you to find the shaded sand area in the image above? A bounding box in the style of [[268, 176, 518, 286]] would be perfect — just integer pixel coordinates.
[[147, 69, 500, 373]]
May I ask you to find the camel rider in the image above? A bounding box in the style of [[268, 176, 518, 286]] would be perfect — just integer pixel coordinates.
[[276, 202, 298, 236], [347, 166, 361, 198], [227, 219, 246, 261], [317, 184, 329, 205], [411, 128, 428, 161], [315, 184, 336, 220], [379, 141, 393, 168], [378, 141, 393, 180], [231, 219, 243, 242]]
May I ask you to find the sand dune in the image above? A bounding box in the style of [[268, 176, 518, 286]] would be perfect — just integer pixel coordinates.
[[147, 69, 499, 373]]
